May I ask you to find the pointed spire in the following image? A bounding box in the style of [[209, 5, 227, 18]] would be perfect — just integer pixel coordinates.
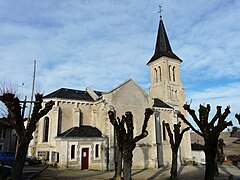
[[147, 15, 181, 65]]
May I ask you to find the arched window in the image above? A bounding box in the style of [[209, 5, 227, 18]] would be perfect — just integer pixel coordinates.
[[43, 117, 49, 142], [162, 120, 166, 141], [172, 66, 176, 82], [158, 66, 162, 82], [168, 65, 172, 81], [154, 68, 158, 83]]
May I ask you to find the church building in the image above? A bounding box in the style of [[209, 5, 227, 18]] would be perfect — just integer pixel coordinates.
[[29, 15, 192, 170]]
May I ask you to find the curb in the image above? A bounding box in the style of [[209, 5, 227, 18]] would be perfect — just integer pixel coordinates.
[[28, 165, 48, 180], [20, 164, 49, 180]]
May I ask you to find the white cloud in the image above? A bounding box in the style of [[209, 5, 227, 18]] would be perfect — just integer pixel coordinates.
[[0, 0, 239, 127]]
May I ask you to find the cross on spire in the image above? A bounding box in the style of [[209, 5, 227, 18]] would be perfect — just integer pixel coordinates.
[[158, 5, 163, 19]]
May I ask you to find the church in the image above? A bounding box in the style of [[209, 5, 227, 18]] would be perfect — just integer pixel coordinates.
[[29, 15, 192, 170]]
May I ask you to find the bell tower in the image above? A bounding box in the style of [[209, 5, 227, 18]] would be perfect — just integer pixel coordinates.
[[147, 15, 185, 109]]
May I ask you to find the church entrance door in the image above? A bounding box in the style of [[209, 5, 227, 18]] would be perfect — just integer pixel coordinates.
[[81, 148, 89, 169]]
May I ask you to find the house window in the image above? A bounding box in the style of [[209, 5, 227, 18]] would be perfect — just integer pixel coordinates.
[[37, 151, 49, 160], [162, 121, 166, 141], [71, 145, 76, 159], [51, 151, 59, 162], [43, 117, 49, 142], [95, 144, 99, 158]]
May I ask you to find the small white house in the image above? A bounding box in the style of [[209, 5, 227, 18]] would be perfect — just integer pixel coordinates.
[[191, 142, 205, 165]]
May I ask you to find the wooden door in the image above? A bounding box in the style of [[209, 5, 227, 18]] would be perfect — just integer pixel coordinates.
[[81, 148, 89, 169]]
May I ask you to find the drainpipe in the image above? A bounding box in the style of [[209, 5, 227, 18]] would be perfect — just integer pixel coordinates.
[[66, 141, 69, 168]]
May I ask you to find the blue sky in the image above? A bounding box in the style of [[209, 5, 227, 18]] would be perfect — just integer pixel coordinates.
[[0, 0, 239, 127]]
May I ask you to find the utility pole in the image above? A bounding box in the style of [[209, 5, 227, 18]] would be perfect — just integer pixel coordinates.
[[28, 60, 36, 119]]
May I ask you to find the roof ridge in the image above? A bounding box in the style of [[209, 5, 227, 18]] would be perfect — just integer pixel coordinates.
[[104, 79, 132, 94], [62, 127, 75, 137]]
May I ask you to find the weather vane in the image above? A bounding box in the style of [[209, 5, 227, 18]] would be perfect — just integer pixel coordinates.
[[158, 5, 163, 18]]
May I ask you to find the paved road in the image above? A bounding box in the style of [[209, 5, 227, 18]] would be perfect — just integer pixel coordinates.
[[21, 164, 48, 180], [34, 164, 240, 180]]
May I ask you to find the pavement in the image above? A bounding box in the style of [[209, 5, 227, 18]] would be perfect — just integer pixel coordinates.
[[0, 164, 48, 180], [21, 164, 48, 180], [33, 163, 240, 180]]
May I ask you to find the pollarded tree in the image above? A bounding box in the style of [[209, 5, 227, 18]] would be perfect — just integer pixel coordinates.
[[165, 122, 190, 179], [178, 104, 233, 180], [0, 93, 54, 180], [108, 108, 153, 180]]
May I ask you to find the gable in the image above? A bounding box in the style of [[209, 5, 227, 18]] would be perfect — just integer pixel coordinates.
[[105, 79, 150, 107]]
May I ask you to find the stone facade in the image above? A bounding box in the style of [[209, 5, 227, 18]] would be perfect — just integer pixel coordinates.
[[29, 16, 192, 170]]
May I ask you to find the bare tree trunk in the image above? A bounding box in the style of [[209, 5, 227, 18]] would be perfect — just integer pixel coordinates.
[[205, 149, 215, 180], [9, 139, 30, 180], [171, 150, 178, 179], [123, 150, 133, 180], [0, 93, 54, 179], [108, 109, 153, 180], [178, 104, 233, 180], [165, 123, 189, 179], [123, 162, 131, 180], [204, 142, 218, 180], [114, 145, 122, 180]]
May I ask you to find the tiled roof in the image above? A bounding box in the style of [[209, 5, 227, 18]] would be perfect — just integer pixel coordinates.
[[153, 98, 173, 109], [44, 88, 103, 101], [57, 126, 102, 138], [147, 18, 181, 65]]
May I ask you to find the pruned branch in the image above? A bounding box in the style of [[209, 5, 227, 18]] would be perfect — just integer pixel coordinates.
[[178, 111, 203, 136], [133, 108, 153, 143], [217, 106, 231, 126], [165, 123, 174, 147], [183, 104, 203, 131], [209, 106, 221, 129], [0, 93, 26, 134], [125, 111, 134, 140], [108, 110, 119, 129], [26, 99, 54, 137], [236, 114, 240, 124], [199, 104, 210, 127]]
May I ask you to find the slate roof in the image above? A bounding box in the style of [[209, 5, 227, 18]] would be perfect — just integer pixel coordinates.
[[57, 126, 102, 138], [153, 98, 173, 109], [147, 18, 181, 65], [44, 88, 103, 101]]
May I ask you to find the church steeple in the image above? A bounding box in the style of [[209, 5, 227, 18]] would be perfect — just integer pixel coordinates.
[[147, 17, 181, 65], [148, 14, 185, 108]]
